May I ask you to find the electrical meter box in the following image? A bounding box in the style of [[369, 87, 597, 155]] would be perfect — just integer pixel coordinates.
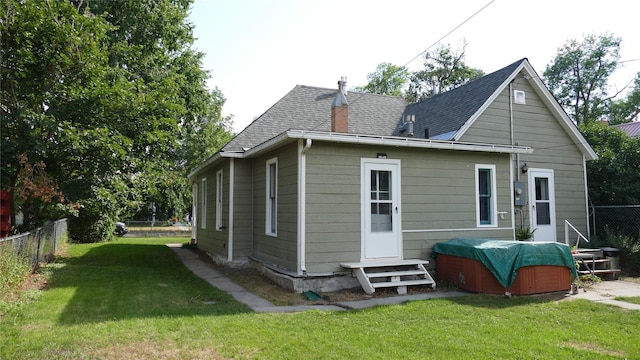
[[514, 181, 527, 206]]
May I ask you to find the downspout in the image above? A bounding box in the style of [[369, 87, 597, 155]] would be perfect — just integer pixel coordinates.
[[227, 158, 235, 261], [509, 81, 517, 239], [297, 139, 312, 276], [583, 155, 591, 238], [510, 81, 519, 181]]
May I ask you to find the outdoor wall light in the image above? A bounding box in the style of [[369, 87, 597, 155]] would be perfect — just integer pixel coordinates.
[[377, 153, 387, 159], [521, 163, 528, 174]]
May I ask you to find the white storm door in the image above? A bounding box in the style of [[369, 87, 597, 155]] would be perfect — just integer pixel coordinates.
[[529, 169, 556, 242], [361, 159, 402, 260]]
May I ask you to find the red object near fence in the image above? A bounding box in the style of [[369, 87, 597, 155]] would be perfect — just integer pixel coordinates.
[[0, 190, 11, 238]]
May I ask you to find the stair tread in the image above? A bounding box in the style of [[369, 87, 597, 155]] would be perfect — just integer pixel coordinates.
[[366, 270, 427, 278], [341, 259, 428, 268], [371, 279, 436, 288], [578, 269, 621, 274]]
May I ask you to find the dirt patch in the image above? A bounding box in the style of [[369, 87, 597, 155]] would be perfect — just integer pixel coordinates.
[[87, 340, 235, 360], [563, 341, 627, 357], [190, 247, 447, 306]]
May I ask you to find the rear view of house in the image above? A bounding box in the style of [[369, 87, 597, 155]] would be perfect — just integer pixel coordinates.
[[188, 58, 597, 293]]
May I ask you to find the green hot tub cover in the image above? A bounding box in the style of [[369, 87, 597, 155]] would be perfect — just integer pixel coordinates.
[[433, 238, 578, 288]]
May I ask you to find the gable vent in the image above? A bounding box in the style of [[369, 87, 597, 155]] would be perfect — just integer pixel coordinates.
[[514, 90, 526, 104]]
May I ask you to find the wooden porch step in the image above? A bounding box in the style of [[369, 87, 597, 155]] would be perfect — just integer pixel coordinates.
[[367, 270, 427, 278], [341, 259, 436, 295], [578, 269, 621, 275], [341, 259, 429, 268], [371, 279, 435, 288]]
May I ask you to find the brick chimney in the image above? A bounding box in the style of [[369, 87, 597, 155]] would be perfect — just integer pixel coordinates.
[[331, 77, 348, 133]]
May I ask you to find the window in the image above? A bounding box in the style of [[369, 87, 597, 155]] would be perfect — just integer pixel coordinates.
[[201, 178, 207, 229], [475, 164, 497, 227], [266, 158, 278, 236], [216, 169, 223, 230]]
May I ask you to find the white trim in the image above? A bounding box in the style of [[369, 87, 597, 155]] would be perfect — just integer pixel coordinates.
[[403, 227, 514, 233], [227, 158, 235, 261], [528, 168, 557, 242], [215, 169, 223, 231], [509, 155, 516, 239], [475, 164, 498, 227], [360, 158, 403, 261], [452, 60, 598, 161], [265, 157, 278, 236], [191, 183, 198, 241], [297, 139, 310, 275], [200, 177, 207, 229], [583, 155, 591, 237]]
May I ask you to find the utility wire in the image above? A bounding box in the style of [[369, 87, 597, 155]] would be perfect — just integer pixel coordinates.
[[402, 0, 495, 68], [309, 0, 496, 131]]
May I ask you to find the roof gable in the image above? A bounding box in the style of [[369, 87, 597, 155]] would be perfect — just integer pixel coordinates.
[[217, 58, 596, 160]]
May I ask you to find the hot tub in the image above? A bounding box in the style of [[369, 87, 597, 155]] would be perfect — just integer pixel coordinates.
[[434, 238, 577, 295]]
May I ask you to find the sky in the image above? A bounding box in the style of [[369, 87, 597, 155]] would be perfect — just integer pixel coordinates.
[[188, 0, 639, 133]]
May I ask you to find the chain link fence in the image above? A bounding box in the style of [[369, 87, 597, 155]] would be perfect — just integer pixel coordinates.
[[590, 205, 640, 275], [0, 218, 68, 270], [590, 205, 640, 242]]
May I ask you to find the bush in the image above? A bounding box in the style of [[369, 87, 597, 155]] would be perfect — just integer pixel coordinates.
[[592, 227, 640, 276], [0, 245, 31, 296]]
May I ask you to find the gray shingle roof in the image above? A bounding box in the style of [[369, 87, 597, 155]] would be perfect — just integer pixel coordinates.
[[222, 58, 527, 152], [222, 86, 409, 152], [395, 58, 526, 139]]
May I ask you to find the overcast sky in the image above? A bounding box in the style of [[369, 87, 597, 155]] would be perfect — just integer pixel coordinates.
[[189, 0, 639, 133]]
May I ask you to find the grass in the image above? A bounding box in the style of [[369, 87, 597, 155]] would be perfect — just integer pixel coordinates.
[[615, 296, 640, 305], [1, 237, 640, 359]]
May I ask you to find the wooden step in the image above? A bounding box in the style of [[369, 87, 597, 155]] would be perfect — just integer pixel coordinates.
[[343, 259, 436, 294], [578, 269, 621, 275], [371, 279, 435, 288], [366, 269, 428, 278], [341, 259, 429, 268]]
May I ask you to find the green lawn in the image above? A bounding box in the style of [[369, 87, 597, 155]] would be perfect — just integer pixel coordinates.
[[1, 238, 639, 359]]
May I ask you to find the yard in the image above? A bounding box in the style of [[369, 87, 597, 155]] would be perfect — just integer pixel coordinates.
[[1, 237, 639, 359]]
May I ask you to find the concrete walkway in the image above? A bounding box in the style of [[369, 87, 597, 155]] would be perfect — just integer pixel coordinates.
[[168, 244, 640, 312], [167, 244, 468, 312], [565, 279, 640, 310]]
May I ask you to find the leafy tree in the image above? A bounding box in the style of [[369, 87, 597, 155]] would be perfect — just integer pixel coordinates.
[[609, 73, 640, 124], [543, 34, 624, 125], [406, 42, 484, 102], [579, 121, 640, 205], [1, 0, 231, 241], [354, 63, 409, 97]]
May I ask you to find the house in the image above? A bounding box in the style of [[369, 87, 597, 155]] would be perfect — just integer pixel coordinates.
[[188, 58, 598, 293], [613, 121, 640, 138]]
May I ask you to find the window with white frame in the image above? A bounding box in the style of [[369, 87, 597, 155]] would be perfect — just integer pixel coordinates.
[[475, 164, 497, 227], [216, 169, 223, 230], [200, 178, 207, 229], [265, 158, 278, 236]]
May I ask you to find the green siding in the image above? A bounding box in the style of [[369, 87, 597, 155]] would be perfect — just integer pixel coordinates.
[[304, 142, 513, 274], [460, 73, 589, 240], [194, 161, 229, 258], [252, 143, 299, 271], [232, 159, 253, 258]]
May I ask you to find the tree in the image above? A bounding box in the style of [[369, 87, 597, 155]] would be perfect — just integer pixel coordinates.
[[609, 73, 640, 124], [1, 0, 232, 241], [579, 121, 640, 205], [543, 34, 623, 125], [354, 63, 409, 97], [406, 42, 484, 102]]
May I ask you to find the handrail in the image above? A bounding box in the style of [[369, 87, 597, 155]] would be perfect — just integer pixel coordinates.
[[564, 220, 589, 248]]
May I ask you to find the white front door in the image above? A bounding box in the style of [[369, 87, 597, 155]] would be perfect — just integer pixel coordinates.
[[361, 159, 402, 260], [528, 169, 556, 242]]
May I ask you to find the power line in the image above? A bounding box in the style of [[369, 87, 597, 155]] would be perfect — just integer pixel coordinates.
[[310, 0, 496, 131], [403, 0, 495, 68]]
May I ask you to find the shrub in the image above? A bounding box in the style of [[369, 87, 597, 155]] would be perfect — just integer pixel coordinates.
[[592, 227, 640, 276], [0, 245, 31, 296]]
